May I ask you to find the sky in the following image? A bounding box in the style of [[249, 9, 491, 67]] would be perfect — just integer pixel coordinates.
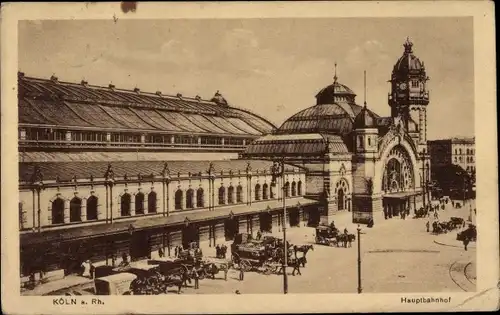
[[18, 18, 474, 140]]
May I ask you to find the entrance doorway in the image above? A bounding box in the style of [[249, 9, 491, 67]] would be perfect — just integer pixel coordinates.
[[130, 230, 151, 261], [288, 208, 300, 227], [259, 212, 272, 233], [308, 207, 321, 227], [182, 224, 200, 249], [224, 217, 239, 241]]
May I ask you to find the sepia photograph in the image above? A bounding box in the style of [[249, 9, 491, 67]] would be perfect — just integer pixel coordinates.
[[1, 2, 498, 314]]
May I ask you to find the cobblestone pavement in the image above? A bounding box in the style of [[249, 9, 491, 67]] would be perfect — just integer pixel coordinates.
[[179, 202, 476, 294], [23, 199, 476, 295]]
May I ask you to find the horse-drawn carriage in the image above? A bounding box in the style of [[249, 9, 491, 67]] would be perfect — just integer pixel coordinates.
[[432, 217, 466, 235], [315, 225, 338, 246], [315, 225, 355, 247], [457, 224, 477, 242], [230, 233, 291, 275]]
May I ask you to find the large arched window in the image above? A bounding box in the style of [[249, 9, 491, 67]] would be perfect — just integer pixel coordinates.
[[284, 182, 290, 198], [121, 193, 131, 216], [219, 186, 226, 205], [262, 183, 269, 200], [291, 181, 297, 197], [228, 186, 235, 204], [270, 183, 276, 199], [196, 188, 204, 208], [382, 145, 414, 193], [148, 191, 157, 213], [297, 181, 303, 195], [186, 189, 194, 209], [255, 184, 261, 201], [70, 197, 82, 222], [338, 189, 345, 211], [51, 198, 65, 224], [135, 192, 144, 215], [175, 189, 183, 210], [236, 185, 243, 203], [86, 195, 98, 220]]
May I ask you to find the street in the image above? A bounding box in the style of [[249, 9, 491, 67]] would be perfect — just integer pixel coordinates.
[[182, 201, 476, 294]]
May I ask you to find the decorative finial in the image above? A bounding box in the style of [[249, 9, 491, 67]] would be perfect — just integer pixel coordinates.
[[404, 37, 413, 53], [333, 62, 338, 83], [363, 70, 367, 108]]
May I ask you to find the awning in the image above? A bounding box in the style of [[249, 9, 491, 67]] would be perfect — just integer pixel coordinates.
[[383, 190, 422, 200], [20, 197, 319, 246]]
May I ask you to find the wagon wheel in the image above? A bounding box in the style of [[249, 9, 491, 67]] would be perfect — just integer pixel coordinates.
[[240, 259, 252, 272]]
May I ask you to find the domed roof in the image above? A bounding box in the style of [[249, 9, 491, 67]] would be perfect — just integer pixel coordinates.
[[393, 38, 425, 74], [353, 104, 377, 129], [315, 74, 357, 105], [276, 102, 378, 136]]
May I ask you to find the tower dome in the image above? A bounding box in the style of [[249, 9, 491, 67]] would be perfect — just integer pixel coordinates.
[[393, 38, 425, 75], [354, 104, 377, 129], [315, 63, 357, 105]]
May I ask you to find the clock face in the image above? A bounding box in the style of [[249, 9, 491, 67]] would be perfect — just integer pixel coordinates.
[[398, 82, 407, 90]]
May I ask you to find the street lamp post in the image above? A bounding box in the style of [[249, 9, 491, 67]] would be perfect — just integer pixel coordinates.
[[271, 158, 288, 294], [357, 224, 362, 294]]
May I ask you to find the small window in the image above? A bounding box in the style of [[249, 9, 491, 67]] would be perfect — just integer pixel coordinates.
[[367, 137, 371, 146]]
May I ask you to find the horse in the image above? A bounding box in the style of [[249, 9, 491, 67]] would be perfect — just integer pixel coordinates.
[[293, 244, 314, 258]]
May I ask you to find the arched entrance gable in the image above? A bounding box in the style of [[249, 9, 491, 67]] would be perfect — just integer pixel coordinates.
[[378, 133, 419, 194], [334, 177, 350, 211]]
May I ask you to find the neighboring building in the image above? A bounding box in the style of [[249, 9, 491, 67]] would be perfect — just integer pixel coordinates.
[[428, 137, 476, 175], [428, 137, 475, 199], [18, 74, 315, 278], [243, 38, 432, 225]]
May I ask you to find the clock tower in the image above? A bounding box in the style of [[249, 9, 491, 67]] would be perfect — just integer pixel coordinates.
[[388, 38, 430, 147]]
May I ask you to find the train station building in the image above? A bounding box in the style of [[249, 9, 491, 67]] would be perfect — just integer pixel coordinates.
[[18, 38, 431, 278]]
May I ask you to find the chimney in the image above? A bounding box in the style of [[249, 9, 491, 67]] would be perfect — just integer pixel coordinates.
[[195, 95, 202, 102], [81, 80, 88, 87], [50, 75, 59, 83], [134, 87, 140, 94], [176, 93, 183, 98], [155, 91, 162, 96], [109, 83, 115, 90], [18, 71, 25, 78]]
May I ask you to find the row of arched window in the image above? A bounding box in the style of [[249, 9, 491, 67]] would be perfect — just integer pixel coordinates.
[[173, 181, 303, 210], [51, 195, 99, 225], [49, 180, 304, 225], [120, 191, 157, 216]]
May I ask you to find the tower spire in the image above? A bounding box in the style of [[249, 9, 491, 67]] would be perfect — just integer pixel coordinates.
[[333, 62, 338, 83], [363, 70, 367, 108]]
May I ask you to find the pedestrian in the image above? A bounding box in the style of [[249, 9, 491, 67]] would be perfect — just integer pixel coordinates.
[[193, 268, 200, 289], [158, 247, 164, 258], [111, 255, 116, 268], [120, 253, 129, 267], [256, 230, 262, 241], [463, 237, 470, 251], [89, 261, 95, 279], [426, 220, 430, 233], [239, 265, 245, 281], [367, 217, 374, 228]]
